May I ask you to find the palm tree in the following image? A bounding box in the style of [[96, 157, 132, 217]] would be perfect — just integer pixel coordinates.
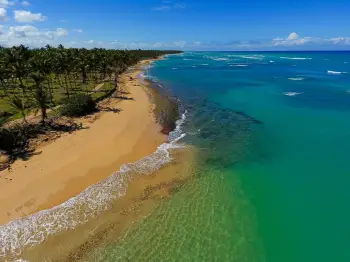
[[8, 97, 29, 124], [28, 54, 52, 124], [29, 72, 50, 124], [3, 45, 31, 96], [0, 45, 183, 125]]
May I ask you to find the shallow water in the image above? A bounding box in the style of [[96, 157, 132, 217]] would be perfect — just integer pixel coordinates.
[[88, 51, 350, 262]]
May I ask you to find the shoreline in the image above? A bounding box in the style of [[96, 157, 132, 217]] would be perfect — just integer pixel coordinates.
[[0, 55, 197, 261], [0, 58, 166, 225]]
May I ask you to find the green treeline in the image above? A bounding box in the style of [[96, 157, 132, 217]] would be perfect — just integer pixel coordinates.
[[0, 45, 181, 124]]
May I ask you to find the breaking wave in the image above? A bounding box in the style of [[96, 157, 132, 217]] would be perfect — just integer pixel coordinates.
[[327, 70, 342, 75], [228, 55, 265, 60], [288, 77, 305, 81], [229, 64, 249, 67], [280, 57, 312, 60], [283, 92, 303, 97], [212, 58, 230, 61]]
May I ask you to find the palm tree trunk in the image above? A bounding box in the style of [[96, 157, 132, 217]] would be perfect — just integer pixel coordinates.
[[21, 110, 28, 124], [40, 107, 47, 124], [63, 75, 70, 98]]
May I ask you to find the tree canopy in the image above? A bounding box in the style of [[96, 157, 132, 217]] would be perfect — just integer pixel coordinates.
[[0, 45, 181, 123]]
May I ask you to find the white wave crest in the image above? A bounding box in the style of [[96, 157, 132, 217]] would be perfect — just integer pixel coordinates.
[[244, 56, 264, 60], [229, 64, 248, 67], [228, 55, 265, 60], [212, 58, 229, 61], [280, 57, 312, 60], [288, 77, 305, 81], [327, 70, 342, 75], [168, 111, 187, 142], [0, 111, 188, 259], [283, 92, 303, 96]]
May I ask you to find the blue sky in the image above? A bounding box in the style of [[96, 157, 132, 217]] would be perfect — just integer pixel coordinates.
[[0, 0, 350, 50]]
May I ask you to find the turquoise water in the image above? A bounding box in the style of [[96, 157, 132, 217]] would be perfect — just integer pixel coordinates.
[[92, 52, 350, 262]]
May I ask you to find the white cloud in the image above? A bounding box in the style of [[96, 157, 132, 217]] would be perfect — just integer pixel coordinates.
[[287, 32, 299, 40], [72, 29, 83, 33], [105, 40, 191, 49], [330, 37, 350, 45], [173, 3, 186, 8], [272, 32, 314, 46], [104, 35, 350, 51], [173, 40, 186, 47], [0, 0, 14, 7], [14, 10, 47, 22], [52, 28, 68, 37], [21, 1, 30, 6], [0, 7, 7, 21], [0, 25, 68, 47], [83, 40, 95, 44], [8, 25, 40, 37], [152, 2, 186, 11]]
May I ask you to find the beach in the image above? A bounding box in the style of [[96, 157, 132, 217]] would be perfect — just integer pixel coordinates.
[[0, 59, 166, 225], [4, 51, 350, 262], [0, 55, 196, 261]]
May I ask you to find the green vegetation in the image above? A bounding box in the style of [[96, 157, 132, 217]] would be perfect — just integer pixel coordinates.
[[0, 45, 181, 125], [0, 45, 181, 162], [60, 94, 97, 117]]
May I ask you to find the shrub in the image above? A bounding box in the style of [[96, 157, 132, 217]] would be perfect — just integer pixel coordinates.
[[0, 124, 29, 154], [60, 94, 97, 117]]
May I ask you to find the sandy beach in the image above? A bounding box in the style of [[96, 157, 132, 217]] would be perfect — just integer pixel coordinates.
[[0, 59, 166, 225]]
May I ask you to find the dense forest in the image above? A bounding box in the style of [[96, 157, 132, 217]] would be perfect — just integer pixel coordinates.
[[0, 45, 181, 124]]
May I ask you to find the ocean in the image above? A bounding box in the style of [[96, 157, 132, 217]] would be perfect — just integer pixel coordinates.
[[2, 51, 350, 261], [90, 51, 350, 262]]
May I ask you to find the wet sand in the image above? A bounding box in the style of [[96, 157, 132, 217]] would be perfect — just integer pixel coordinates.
[[20, 148, 196, 261], [0, 59, 165, 225]]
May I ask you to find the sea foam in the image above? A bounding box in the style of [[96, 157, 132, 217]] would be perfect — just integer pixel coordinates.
[[229, 64, 248, 67], [283, 92, 303, 96], [288, 77, 305, 81], [327, 70, 342, 75], [212, 58, 229, 61], [280, 57, 312, 60], [228, 55, 265, 60], [0, 79, 188, 260]]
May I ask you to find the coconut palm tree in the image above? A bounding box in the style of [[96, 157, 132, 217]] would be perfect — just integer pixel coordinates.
[[0, 45, 183, 125], [28, 53, 53, 124]]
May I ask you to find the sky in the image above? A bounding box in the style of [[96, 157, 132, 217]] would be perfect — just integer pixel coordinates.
[[0, 0, 350, 50]]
